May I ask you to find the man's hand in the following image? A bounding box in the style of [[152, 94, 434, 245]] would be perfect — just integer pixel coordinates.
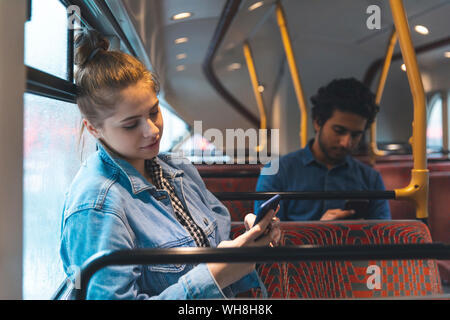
[[320, 208, 355, 221]]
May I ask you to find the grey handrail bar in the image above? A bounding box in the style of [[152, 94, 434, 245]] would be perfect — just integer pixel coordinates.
[[200, 171, 261, 178], [202, 0, 261, 127], [75, 243, 450, 299], [214, 191, 396, 201]]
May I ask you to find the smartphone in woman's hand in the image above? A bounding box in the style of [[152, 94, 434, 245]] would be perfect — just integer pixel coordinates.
[[254, 194, 281, 225]]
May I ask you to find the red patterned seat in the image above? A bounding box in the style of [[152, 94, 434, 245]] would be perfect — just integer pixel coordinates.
[[374, 163, 416, 220], [374, 160, 450, 220], [230, 220, 443, 298]]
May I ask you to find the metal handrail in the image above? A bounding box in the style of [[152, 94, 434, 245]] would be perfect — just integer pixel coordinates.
[[202, 0, 260, 127], [390, 0, 429, 219], [370, 30, 398, 161], [363, 35, 450, 89], [243, 41, 267, 152], [75, 243, 450, 300], [275, 1, 308, 148], [213, 191, 396, 201], [199, 170, 261, 178]]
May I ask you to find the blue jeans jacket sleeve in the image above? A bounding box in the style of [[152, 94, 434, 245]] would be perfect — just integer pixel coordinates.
[[224, 271, 268, 298], [61, 208, 226, 300]]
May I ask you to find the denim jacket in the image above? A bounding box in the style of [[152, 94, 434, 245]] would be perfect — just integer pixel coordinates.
[[60, 144, 265, 299]]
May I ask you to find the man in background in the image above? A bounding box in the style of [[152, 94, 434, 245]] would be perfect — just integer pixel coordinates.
[[255, 78, 391, 221]]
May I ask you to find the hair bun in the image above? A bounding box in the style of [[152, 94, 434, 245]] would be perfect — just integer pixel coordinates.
[[74, 28, 110, 67]]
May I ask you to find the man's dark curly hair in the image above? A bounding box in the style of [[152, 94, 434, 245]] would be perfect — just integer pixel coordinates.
[[310, 78, 380, 129]]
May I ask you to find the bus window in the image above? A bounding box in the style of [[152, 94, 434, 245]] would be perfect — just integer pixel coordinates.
[[427, 94, 443, 152], [23, 0, 97, 299], [23, 93, 96, 299], [25, 0, 68, 80]]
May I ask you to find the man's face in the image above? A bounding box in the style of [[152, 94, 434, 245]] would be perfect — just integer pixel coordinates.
[[314, 110, 367, 164]]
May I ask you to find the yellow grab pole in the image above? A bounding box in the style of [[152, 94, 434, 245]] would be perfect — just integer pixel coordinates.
[[370, 30, 398, 162], [276, 1, 308, 148], [389, 0, 428, 219], [243, 41, 267, 152]]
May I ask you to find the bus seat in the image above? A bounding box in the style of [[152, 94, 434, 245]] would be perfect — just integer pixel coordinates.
[[428, 172, 450, 285], [374, 160, 450, 184], [374, 163, 416, 219], [231, 220, 442, 298], [374, 161, 450, 221], [428, 161, 450, 172]]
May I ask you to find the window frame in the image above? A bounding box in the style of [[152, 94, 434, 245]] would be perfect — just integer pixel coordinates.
[[25, 0, 137, 103]]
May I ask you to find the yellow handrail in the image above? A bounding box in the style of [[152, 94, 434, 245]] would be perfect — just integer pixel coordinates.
[[389, 0, 429, 219], [276, 1, 308, 148], [243, 41, 267, 152], [370, 30, 398, 162]]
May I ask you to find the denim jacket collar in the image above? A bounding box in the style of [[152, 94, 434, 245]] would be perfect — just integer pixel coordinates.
[[96, 142, 184, 195]]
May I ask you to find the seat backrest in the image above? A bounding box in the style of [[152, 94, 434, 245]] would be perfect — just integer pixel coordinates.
[[231, 220, 442, 298], [374, 163, 416, 220], [374, 161, 450, 220]]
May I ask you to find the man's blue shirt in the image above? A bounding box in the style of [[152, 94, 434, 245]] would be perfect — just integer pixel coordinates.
[[255, 143, 391, 221]]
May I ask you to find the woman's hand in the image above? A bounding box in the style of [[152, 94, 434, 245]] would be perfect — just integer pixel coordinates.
[[244, 206, 281, 247], [207, 206, 281, 289]]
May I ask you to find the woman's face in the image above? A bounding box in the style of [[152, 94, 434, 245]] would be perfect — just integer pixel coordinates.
[[87, 80, 163, 170]]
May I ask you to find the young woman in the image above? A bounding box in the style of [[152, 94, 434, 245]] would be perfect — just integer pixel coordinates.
[[60, 29, 280, 300]]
